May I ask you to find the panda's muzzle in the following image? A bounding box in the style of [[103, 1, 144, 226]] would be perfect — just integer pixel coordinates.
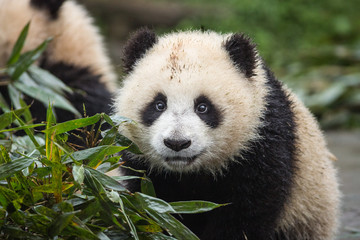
[[163, 138, 191, 152]]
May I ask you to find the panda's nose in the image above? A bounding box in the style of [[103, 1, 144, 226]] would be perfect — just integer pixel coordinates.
[[164, 139, 191, 152]]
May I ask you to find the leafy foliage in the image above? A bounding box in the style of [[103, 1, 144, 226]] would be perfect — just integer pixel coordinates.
[[0, 109, 223, 239], [0, 23, 223, 239]]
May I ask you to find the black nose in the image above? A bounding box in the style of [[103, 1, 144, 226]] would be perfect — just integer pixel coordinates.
[[164, 139, 191, 152]]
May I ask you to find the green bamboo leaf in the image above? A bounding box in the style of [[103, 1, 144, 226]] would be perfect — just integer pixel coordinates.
[[31, 167, 51, 178], [0, 145, 11, 163], [19, 97, 33, 123], [118, 193, 139, 240], [7, 84, 22, 110], [141, 176, 156, 197], [99, 127, 119, 146], [116, 134, 142, 154], [134, 192, 175, 214], [28, 65, 73, 94], [43, 114, 101, 135], [53, 201, 74, 213], [8, 37, 52, 80], [102, 113, 116, 127], [0, 186, 20, 208], [1, 225, 39, 239], [64, 145, 126, 166], [62, 222, 101, 240], [23, 214, 51, 235], [48, 211, 75, 238], [0, 123, 45, 133], [32, 184, 58, 194], [12, 111, 45, 155], [13, 81, 80, 117], [87, 146, 127, 168], [75, 199, 101, 222], [73, 164, 85, 185], [7, 22, 30, 66], [0, 107, 29, 130], [146, 210, 199, 240], [0, 92, 10, 112], [34, 205, 57, 219], [0, 157, 34, 180], [86, 167, 126, 192], [169, 201, 225, 214], [112, 175, 142, 182], [0, 140, 11, 151]]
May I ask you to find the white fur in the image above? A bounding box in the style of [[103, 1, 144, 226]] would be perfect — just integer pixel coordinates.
[[115, 31, 269, 174]]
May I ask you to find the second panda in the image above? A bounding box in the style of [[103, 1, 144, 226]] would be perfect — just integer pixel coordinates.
[[0, 0, 116, 123], [113, 29, 340, 240]]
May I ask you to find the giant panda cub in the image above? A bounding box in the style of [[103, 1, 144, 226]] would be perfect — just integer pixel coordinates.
[[114, 29, 340, 240], [0, 0, 116, 122]]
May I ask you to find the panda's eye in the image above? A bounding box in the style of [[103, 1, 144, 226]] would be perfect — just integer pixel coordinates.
[[155, 101, 166, 112], [196, 103, 208, 114]]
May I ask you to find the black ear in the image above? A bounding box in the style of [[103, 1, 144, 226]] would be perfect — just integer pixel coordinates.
[[123, 28, 157, 74], [30, 0, 66, 19], [224, 33, 257, 78]]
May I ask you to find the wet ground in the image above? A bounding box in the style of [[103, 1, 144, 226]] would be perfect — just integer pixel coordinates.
[[326, 131, 360, 240]]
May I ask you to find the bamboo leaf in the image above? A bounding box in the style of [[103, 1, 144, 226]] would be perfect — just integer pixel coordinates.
[[28, 65, 73, 94], [7, 22, 30, 66], [141, 176, 156, 197], [0, 92, 10, 112], [8, 37, 52, 80], [0, 123, 45, 133], [169, 201, 226, 214], [13, 81, 80, 117], [0, 107, 29, 130], [146, 210, 199, 240], [134, 192, 175, 214], [73, 165, 85, 185], [43, 114, 101, 135], [0, 157, 34, 180], [86, 167, 126, 192], [48, 212, 75, 238]]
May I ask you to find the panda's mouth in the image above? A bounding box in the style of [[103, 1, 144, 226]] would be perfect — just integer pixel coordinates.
[[164, 155, 199, 165]]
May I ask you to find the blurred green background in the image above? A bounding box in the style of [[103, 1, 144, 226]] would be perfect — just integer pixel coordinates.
[[80, 0, 360, 130]]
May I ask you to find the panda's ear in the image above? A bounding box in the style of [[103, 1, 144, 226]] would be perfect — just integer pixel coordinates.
[[30, 0, 66, 19], [123, 27, 157, 74], [224, 33, 258, 78]]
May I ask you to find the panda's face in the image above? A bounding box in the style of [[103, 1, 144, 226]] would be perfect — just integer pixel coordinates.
[[115, 31, 268, 174]]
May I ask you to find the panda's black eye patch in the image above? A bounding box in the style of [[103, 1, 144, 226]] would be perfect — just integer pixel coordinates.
[[194, 95, 222, 128], [141, 93, 167, 126]]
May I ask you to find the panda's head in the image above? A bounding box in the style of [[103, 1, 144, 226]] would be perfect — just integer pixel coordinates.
[[114, 29, 270, 174]]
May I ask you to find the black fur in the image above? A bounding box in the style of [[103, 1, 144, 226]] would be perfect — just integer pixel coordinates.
[[122, 65, 297, 239], [224, 34, 257, 78], [30, 0, 66, 19], [39, 60, 112, 123], [194, 95, 222, 128], [122, 28, 157, 73], [141, 92, 167, 126]]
